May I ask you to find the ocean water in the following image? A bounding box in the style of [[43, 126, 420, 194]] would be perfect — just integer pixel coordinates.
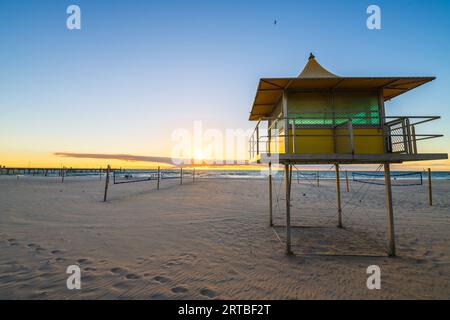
[[2, 168, 449, 181], [196, 169, 450, 181]]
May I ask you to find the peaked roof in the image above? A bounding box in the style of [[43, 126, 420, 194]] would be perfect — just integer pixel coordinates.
[[249, 54, 435, 121], [298, 53, 338, 78]]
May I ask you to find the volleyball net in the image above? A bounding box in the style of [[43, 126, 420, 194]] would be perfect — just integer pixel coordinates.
[[352, 171, 423, 186], [113, 170, 158, 184], [295, 171, 318, 180], [64, 169, 102, 177], [112, 169, 196, 185]]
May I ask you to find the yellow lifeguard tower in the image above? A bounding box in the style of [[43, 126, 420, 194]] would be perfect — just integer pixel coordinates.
[[248, 53, 448, 256]]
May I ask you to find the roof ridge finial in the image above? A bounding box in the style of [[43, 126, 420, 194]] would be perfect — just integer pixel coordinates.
[[309, 52, 315, 60]]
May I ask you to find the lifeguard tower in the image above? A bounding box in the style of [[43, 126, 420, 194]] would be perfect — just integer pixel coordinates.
[[248, 54, 448, 256]]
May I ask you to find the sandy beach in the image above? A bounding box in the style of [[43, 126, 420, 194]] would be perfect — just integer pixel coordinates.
[[0, 175, 449, 299]]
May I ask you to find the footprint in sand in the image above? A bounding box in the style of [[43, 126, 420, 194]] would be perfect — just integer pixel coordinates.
[[51, 250, 64, 255], [113, 281, 132, 290], [125, 273, 141, 280], [84, 267, 97, 272], [27, 243, 45, 252], [77, 258, 91, 265], [38, 261, 55, 273], [110, 267, 128, 275], [150, 293, 167, 300], [7, 239, 19, 246], [171, 286, 188, 294], [153, 276, 170, 284], [136, 257, 146, 262], [199, 288, 217, 298]]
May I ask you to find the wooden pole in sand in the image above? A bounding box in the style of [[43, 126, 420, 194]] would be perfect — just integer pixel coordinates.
[[285, 163, 293, 255], [180, 167, 183, 185], [317, 171, 320, 187], [345, 170, 350, 192], [157, 166, 160, 190], [335, 164, 343, 228], [428, 168, 432, 206], [384, 163, 396, 256], [61, 168, 65, 183], [103, 165, 110, 202], [269, 162, 273, 227]]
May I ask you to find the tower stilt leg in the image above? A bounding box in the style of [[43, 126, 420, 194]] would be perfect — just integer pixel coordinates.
[[269, 162, 273, 227], [335, 164, 343, 228], [285, 164, 293, 255], [384, 163, 396, 257]]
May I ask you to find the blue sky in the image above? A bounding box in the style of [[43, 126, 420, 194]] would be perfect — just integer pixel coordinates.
[[0, 0, 449, 167]]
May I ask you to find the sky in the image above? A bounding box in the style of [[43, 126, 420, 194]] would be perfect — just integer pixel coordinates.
[[0, 0, 449, 169]]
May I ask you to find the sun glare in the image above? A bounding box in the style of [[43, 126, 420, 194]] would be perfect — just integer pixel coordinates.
[[194, 150, 204, 161]]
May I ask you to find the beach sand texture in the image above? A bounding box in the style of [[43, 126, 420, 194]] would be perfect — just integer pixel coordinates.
[[0, 175, 449, 299]]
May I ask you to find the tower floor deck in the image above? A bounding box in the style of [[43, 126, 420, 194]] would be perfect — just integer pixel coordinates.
[[254, 153, 448, 164]]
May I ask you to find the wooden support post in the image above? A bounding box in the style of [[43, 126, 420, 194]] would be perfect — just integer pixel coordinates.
[[180, 168, 183, 185], [61, 168, 65, 183], [345, 170, 350, 192], [317, 171, 320, 187], [157, 166, 160, 190], [335, 164, 343, 228], [291, 122, 296, 153], [103, 165, 110, 202], [384, 163, 396, 257], [269, 162, 273, 227], [256, 125, 260, 156], [428, 168, 432, 206], [285, 164, 293, 255], [411, 125, 417, 154], [99, 167, 102, 180]]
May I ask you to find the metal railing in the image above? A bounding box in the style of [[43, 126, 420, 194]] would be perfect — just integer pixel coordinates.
[[249, 115, 442, 159]]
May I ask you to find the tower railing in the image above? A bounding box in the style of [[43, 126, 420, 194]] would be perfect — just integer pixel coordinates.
[[249, 115, 442, 160]]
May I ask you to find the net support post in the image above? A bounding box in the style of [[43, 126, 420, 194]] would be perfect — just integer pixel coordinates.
[[157, 166, 160, 190], [384, 163, 396, 257], [428, 168, 432, 206], [180, 167, 183, 185], [345, 170, 350, 192], [103, 165, 110, 202]]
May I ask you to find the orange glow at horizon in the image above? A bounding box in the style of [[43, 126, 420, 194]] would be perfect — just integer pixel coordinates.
[[1, 150, 450, 171]]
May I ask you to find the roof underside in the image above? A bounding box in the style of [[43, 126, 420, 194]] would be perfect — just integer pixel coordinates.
[[249, 76, 435, 120]]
